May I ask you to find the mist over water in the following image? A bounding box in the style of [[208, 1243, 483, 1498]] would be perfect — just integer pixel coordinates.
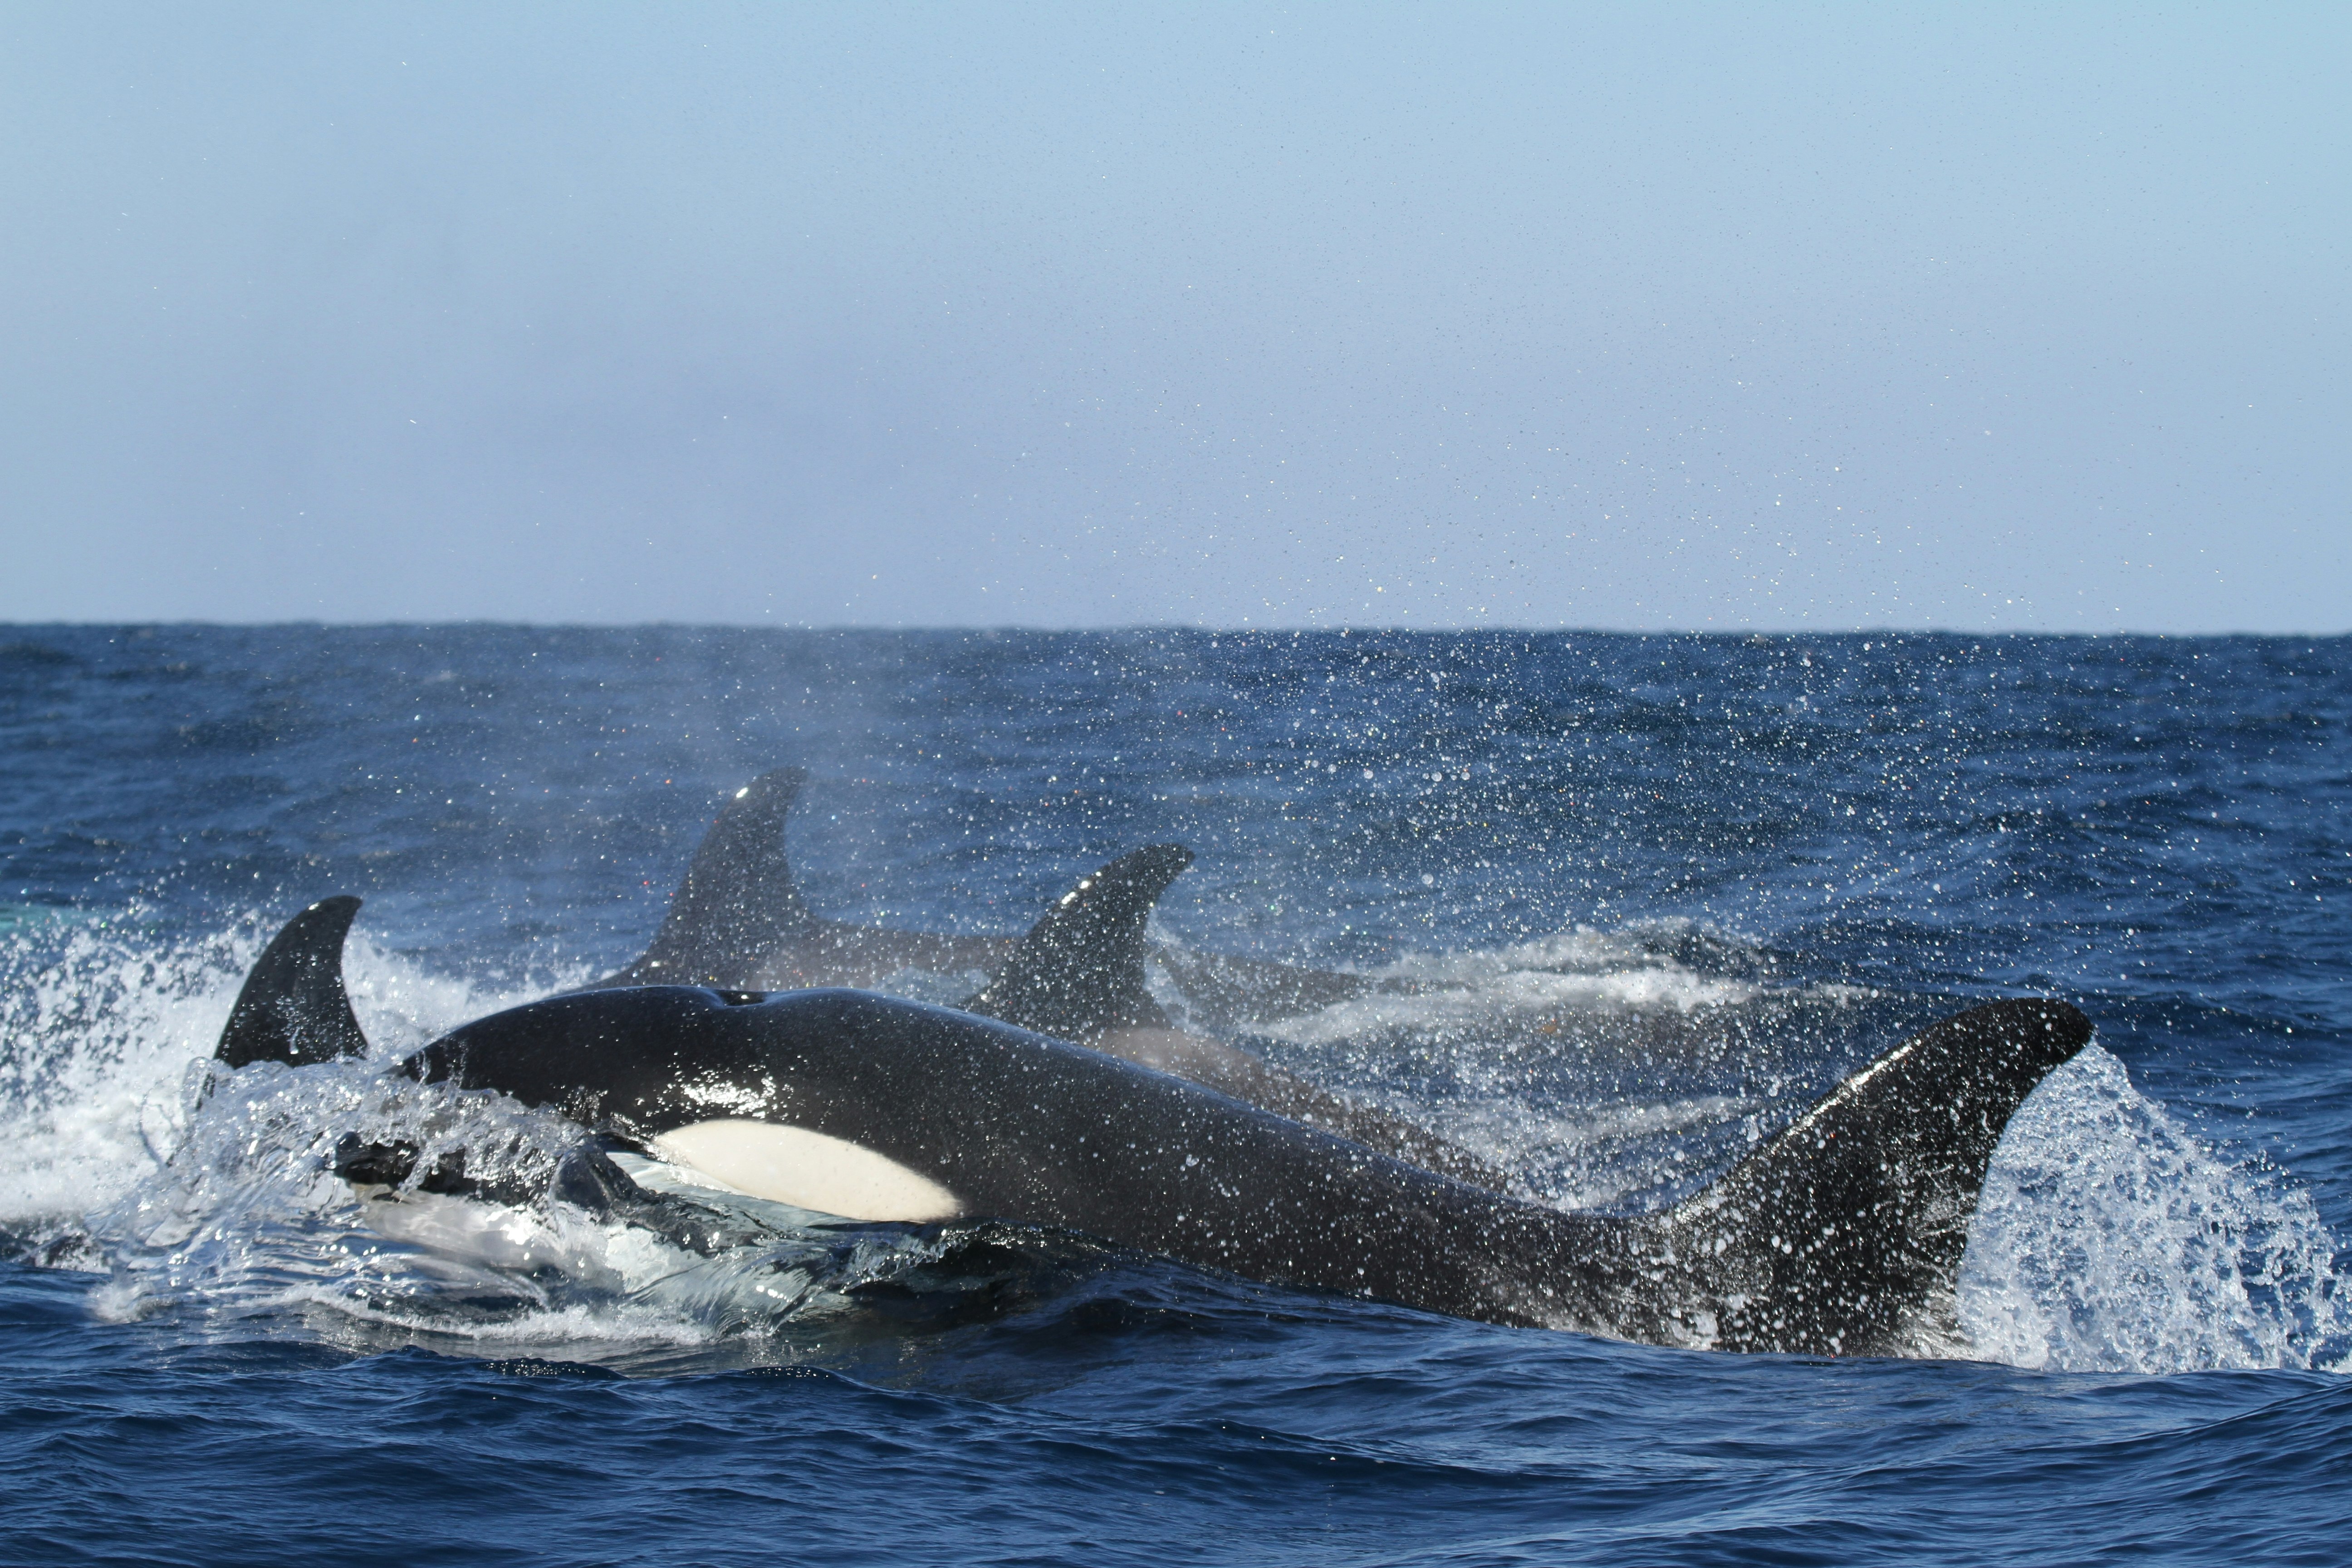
[[4, 626, 2349, 1563]]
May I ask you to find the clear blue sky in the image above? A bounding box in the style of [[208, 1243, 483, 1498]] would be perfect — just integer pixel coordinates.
[[2, 4, 2343, 630]]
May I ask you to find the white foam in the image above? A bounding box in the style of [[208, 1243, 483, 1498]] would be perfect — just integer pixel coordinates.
[[0, 916, 247, 1222], [1368, 919, 1755, 984], [1376, 924, 1662, 982], [1159, 917, 1773, 1046], [1961, 1045, 2352, 1374], [1268, 964, 1761, 1048]]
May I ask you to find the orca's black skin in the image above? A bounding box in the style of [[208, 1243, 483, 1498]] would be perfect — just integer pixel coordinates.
[[402, 985, 2090, 1355]]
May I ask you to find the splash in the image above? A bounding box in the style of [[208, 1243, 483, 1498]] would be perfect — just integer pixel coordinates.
[[1961, 1045, 2351, 1374], [1271, 964, 1763, 1048], [1242, 921, 1879, 1215], [0, 911, 569, 1226], [85, 1059, 618, 1326], [1270, 920, 1768, 1049], [1, 913, 250, 1226]]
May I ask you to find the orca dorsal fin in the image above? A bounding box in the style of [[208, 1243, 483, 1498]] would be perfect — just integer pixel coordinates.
[[1666, 997, 2092, 1355], [960, 844, 1195, 1040], [216, 896, 372, 1068], [623, 767, 815, 987]]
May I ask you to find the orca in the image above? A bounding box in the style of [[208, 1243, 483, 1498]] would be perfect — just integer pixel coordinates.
[[590, 770, 1473, 1170], [216, 899, 2092, 1356], [595, 767, 1398, 1022], [959, 844, 1514, 1190], [592, 768, 1016, 990]]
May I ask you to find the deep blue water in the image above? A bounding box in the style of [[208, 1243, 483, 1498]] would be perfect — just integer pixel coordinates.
[[3, 625, 2347, 1565]]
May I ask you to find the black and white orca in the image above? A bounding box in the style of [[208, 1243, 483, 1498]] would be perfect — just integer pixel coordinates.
[[216, 898, 2091, 1356], [572, 774, 1482, 1176], [584, 770, 1492, 1177]]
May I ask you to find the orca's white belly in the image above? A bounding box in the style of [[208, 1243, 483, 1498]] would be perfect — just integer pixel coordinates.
[[648, 1119, 963, 1223]]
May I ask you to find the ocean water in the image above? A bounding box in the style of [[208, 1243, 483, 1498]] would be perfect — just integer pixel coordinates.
[[2, 625, 2347, 1565]]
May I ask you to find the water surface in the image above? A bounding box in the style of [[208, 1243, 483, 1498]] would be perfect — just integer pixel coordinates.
[[4, 627, 2346, 1564]]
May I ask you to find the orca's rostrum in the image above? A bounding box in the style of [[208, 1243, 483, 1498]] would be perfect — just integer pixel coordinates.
[[216, 897, 2091, 1356]]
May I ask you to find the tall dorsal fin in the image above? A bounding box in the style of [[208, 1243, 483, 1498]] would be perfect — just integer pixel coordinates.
[[622, 767, 814, 987], [216, 896, 372, 1067], [961, 844, 1194, 1040], [1665, 997, 2092, 1354]]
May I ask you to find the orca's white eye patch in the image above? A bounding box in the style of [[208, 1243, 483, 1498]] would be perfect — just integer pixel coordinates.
[[648, 1119, 963, 1223]]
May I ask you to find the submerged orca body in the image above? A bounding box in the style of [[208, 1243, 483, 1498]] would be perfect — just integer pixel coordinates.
[[219, 900, 2091, 1355], [596, 767, 1394, 1022]]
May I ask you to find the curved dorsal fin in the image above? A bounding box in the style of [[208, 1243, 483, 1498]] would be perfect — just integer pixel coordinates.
[[216, 896, 372, 1067], [624, 767, 814, 986], [961, 844, 1194, 1040], [1666, 997, 2092, 1354]]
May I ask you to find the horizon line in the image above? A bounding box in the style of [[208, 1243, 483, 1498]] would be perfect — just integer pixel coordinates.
[[5, 618, 2348, 641]]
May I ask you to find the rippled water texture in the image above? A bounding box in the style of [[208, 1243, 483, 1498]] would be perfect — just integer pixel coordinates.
[[3, 627, 2347, 1564]]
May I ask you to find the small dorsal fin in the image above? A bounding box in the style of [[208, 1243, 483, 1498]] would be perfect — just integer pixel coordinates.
[[622, 767, 814, 987], [216, 896, 372, 1068], [1666, 997, 2092, 1354], [961, 844, 1194, 1040]]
